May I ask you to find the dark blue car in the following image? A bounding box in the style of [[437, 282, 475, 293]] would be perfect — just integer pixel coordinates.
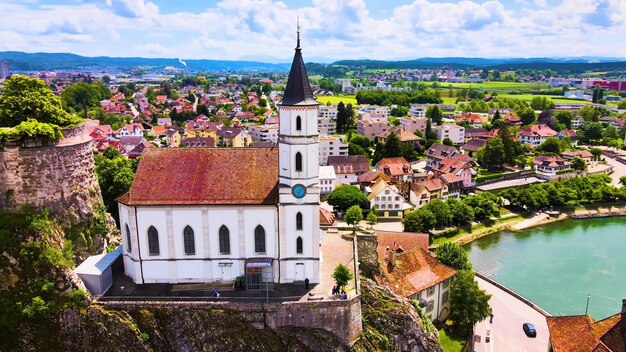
[[523, 323, 537, 337]]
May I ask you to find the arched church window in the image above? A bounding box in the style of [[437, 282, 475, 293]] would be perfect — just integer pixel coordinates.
[[219, 225, 230, 254], [255, 225, 266, 253], [125, 224, 132, 252], [295, 152, 303, 172], [296, 236, 303, 254], [296, 115, 302, 131], [296, 212, 303, 230], [183, 225, 195, 255], [148, 226, 159, 255]]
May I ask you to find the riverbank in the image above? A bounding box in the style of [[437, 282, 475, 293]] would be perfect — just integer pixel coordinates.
[[433, 203, 626, 247]]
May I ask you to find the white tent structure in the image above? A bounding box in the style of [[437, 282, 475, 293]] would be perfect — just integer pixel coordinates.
[[74, 246, 122, 296]]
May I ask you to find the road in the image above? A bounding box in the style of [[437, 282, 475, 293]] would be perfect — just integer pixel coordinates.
[[473, 276, 550, 352], [603, 155, 626, 187]]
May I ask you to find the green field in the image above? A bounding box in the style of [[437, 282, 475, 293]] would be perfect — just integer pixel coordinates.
[[316, 95, 358, 105], [497, 94, 593, 104], [441, 97, 457, 104], [445, 81, 549, 91]]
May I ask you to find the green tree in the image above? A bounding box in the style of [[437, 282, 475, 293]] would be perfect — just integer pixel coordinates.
[[618, 100, 626, 109], [426, 105, 443, 125], [555, 111, 573, 130], [345, 205, 364, 233], [442, 137, 454, 146], [571, 157, 587, 171], [536, 137, 565, 154], [61, 82, 111, 118], [424, 199, 451, 229], [326, 185, 368, 212], [620, 176, 626, 187], [332, 264, 354, 292], [478, 137, 505, 171], [435, 242, 473, 271], [366, 210, 378, 227], [518, 108, 536, 126], [94, 148, 137, 222], [402, 208, 436, 232], [451, 201, 474, 226], [448, 270, 492, 334], [102, 75, 111, 84], [0, 75, 79, 127]]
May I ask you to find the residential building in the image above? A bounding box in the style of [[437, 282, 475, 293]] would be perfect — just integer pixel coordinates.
[[519, 124, 558, 147], [357, 113, 391, 140], [546, 301, 626, 352], [534, 155, 573, 175], [216, 127, 252, 147], [425, 143, 460, 170], [327, 155, 371, 185], [116, 35, 321, 286], [561, 150, 594, 165], [408, 175, 464, 207], [165, 126, 184, 147], [366, 179, 411, 219], [571, 116, 584, 129], [461, 139, 486, 157], [400, 116, 429, 134], [117, 123, 144, 137], [319, 104, 337, 120], [432, 124, 465, 145], [181, 137, 215, 148], [318, 116, 337, 135], [409, 104, 427, 118], [464, 128, 497, 141], [249, 124, 279, 144], [375, 231, 456, 322], [375, 157, 414, 182], [359, 104, 390, 118], [319, 135, 349, 165], [319, 165, 337, 195], [376, 126, 421, 148], [431, 155, 477, 188], [455, 113, 486, 128], [357, 170, 391, 189]]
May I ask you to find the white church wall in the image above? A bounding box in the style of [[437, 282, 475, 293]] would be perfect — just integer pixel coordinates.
[[172, 208, 204, 258]]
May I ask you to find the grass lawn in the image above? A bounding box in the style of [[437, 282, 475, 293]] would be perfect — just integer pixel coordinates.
[[441, 97, 457, 105], [439, 327, 465, 352], [316, 95, 358, 106], [445, 81, 550, 91], [431, 215, 525, 246]]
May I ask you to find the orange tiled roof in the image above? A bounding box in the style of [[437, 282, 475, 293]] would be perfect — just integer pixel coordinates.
[[375, 231, 429, 259], [119, 147, 278, 205], [547, 314, 625, 352], [376, 247, 456, 297]]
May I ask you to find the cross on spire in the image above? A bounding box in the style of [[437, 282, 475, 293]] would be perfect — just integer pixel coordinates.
[[296, 17, 301, 49]]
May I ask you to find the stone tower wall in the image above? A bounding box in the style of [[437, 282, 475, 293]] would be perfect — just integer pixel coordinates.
[[0, 123, 104, 225]]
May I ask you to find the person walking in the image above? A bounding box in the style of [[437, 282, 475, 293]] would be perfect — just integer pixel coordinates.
[[304, 278, 310, 290]]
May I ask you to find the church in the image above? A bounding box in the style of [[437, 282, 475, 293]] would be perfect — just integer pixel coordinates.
[[117, 33, 321, 289]]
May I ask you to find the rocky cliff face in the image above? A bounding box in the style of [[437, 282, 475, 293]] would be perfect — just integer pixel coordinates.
[[351, 279, 443, 352]]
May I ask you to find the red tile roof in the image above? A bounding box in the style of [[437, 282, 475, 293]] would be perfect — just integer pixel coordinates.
[[119, 147, 279, 206], [376, 157, 413, 178], [547, 313, 625, 352], [375, 231, 429, 259], [519, 124, 558, 137], [376, 247, 456, 297]]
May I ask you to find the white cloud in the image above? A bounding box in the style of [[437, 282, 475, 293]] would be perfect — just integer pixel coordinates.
[[1, 0, 626, 61]]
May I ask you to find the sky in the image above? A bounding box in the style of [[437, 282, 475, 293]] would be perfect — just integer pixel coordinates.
[[1, 0, 625, 62]]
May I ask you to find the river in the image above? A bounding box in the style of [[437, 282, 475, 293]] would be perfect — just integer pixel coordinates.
[[465, 216, 626, 320]]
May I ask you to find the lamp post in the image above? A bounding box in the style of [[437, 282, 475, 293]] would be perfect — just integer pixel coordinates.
[[585, 294, 591, 315]]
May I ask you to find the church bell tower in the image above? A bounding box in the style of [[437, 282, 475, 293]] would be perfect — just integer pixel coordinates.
[[277, 22, 320, 284]]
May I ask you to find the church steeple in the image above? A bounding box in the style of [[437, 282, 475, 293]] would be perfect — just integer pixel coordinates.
[[281, 20, 317, 106]]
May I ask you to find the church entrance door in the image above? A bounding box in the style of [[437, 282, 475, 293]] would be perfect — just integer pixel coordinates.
[[295, 263, 305, 282]]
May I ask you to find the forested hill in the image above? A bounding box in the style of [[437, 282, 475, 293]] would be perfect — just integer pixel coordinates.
[[331, 57, 626, 72], [0, 51, 291, 72]]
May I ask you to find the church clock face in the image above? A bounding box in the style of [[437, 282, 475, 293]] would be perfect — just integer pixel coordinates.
[[291, 184, 307, 199]]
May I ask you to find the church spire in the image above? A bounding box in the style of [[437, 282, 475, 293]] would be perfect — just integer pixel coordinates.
[[281, 19, 317, 106]]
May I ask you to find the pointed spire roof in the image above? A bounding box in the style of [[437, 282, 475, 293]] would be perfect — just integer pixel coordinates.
[[281, 21, 317, 106]]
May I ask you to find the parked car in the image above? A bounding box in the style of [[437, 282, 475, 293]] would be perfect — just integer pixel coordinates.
[[523, 323, 537, 337]]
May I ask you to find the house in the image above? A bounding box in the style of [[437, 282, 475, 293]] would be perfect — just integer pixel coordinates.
[[408, 175, 463, 207], [216, 127, 252, 147], [464, 128, 497, 141], [165, 126, 184, 147], [357, 170, 391, 188], [375, 231, 455, 322], [127, 140, 153, 159], [156, 117, 172, 126], [558, 129, 578, 141], [366, 179, 411, 219], [117, 123, 144, 137], [534, 155, 573, 175], [376, 126, 421, 148], [375, 157, 414, 182], [400, 116, 429, 134], [431, 155, 477, 188], [319, 165, 337, 195], [461, 138, 486, 157], [114, 36, 321, 286], [432, 124, 465, 145], [359, 104, 390, 118], [561, 150, 593, 165], [571, 116, 584, 129], [546, 301, 626, 352], [87, 125, 113, 145], [182, 137, 215, 148], [155, 95, 167, 104], [455, 113, 486, 128], [319, 135, 349, 166], [327, 155, 371, 185], [118, 136, 145, 155], [503, 114, 522, 126], [519, 124, 558, 147], [425, 143, 460, 170], [409, 104, 427, 118]]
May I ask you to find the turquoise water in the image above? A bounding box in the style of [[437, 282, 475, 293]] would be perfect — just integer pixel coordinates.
[[465, 217, 626, 320]]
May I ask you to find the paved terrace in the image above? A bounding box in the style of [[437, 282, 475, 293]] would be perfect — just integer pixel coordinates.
[[103, 230, 356, 303], [473, 274, 550, 352]]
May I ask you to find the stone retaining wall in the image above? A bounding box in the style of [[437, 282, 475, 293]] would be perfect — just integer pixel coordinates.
[[97, 297, 363, 347], [0, 123, 103, 224]]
